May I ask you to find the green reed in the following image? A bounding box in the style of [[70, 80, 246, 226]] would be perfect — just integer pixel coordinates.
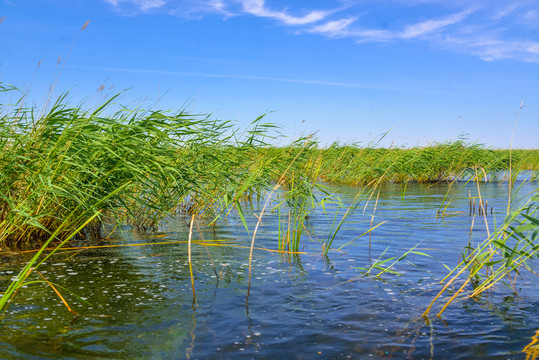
[[307, 141, 537, 185], [0, 84, 322, 313], [423, 186, 539, 318], [3, 81, 537, 246], [2, 82, 535, 252], [2, 82, 538, 317], [0, 85, 309, 249]]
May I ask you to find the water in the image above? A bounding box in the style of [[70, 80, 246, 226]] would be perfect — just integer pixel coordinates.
[[1, 179, 537, 359]]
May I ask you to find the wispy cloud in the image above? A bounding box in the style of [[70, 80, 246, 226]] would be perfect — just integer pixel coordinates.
[[528, 42, 539, 55], [523, 9, 539, 20], [490, 3, 520, 20], [104, 0, 338, 23], [310, 8, 476, 42], [443, 36, 539, 63], [104, 0, 232, 17], [208, 0, 228, 14], [310, 17, 358, 38], [102, 0, 539, 63], [308, 3, 539, 62], [71, 64, 466, 94], [104, 0, 166, 12], [237, 0, 333, 25], [399, 8, 475, 39]]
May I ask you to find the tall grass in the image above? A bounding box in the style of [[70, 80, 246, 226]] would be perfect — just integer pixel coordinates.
[[1, 89, 212, 246], [494, 149, 539, 171], [0, 84, 320, 249], [310, 141, 520, 185]]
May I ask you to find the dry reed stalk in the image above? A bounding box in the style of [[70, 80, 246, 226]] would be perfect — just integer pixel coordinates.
[[245, 137, 312, 306], [188, 214, 196, 302], [36, 270, 79, 316], [523, 329, 539, 360], [422, 246, 483, 318], [436, 278, 470, 317]]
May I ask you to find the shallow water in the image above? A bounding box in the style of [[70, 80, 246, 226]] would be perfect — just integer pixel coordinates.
[[1, 179, 537, 359]]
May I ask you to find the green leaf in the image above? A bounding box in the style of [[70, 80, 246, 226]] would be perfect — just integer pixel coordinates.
[[235, 201, 250, 235]]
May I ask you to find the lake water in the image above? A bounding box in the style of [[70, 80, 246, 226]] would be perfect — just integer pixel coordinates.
[[1, 177, 538, 359]]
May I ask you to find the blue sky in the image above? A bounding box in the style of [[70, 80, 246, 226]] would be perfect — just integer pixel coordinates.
[[1, 0, 538, 148]]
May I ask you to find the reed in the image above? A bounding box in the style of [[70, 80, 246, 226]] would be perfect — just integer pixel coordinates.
[[0, 84, 315, 249], [2, 82, 537, 319], [308, 141, 526, 185], [2, 82, 536, 247], [494, 149, 539, 171], [423, 186, 539, 318], [2, 83, 536, 252], [0, 84, 324, 313]]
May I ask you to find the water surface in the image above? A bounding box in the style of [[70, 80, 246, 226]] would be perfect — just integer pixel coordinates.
[[1, 179, 537, 359]]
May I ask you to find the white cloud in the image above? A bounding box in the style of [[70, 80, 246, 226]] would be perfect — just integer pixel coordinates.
[[490, 4, 519, 20], [523, 9, 539, 20], [528, 43, 539, 55], [102, 0, 539, 63], [104, 0, 166, 11], [442, 36, 539, 63], [209, 0, 227, 13], [309, 18, 357, 37], [352, 29, 393, 43], [309, 9, 474, 43], [237, 0, 333, 25], [103, 0, 336, 23], [399, 8, 474, 39]]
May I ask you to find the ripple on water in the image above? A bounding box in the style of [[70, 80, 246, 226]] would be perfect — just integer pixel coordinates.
[[1, 181, 538, 359]]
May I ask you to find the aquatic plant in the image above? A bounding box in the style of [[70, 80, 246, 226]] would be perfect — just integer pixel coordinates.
[[2, 82, 535, 253], [0, 84, 308, 249], [0, 84, 324, 313], [423, 187, 539, 318], [2, 80, 538, 321], [355, 244, 431, 277], [306, 140, 534, 185]]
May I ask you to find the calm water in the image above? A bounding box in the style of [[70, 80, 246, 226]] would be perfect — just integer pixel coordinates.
[[1, 179, 538, 359]]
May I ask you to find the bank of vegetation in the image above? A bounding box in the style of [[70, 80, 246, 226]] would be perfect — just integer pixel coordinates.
[[1, 84, 537, 317], [1, 83, 538, 250]]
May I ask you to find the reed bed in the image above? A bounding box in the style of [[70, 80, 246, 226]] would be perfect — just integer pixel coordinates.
[[0, 84, 324, 314], [1, 83, 538, 251], [242, 142, 539, 188], [494, 149, 539, 171], [310, 142, 528, 185], [1, 83, 538, 319], [0, 85, 321, 250]]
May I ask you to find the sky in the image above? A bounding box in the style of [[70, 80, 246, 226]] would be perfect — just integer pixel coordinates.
[[1, 0, 538, 148]]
